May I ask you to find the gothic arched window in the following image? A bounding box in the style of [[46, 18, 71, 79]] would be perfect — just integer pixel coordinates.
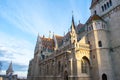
[[64, 71, 68, 80], [94, 10, 97, 14], [107, 2, 110, 8], [81, 57, 90, 74], [102, 74, 107, 80], [109, 0, 112, 6], [102, 6, 104, 12], [104, 4, 107, 10]]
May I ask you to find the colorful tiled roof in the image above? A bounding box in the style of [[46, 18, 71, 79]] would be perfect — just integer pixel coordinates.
[[63, 32, 70, 42], [76, 23, 84, 34], [86, 14, 103, 24], [41, 37, 55, 52]]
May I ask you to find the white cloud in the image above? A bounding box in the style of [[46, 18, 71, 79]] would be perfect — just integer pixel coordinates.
[[0, 32, 34, 77], [15, 71, 27, 78], [0, 32, 34, 66], [0, 70, 27, 78], [0, 1, 55, 36]]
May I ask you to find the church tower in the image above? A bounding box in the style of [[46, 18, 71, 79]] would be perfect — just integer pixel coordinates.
[[6, 62, 14, 75], [89, 0, 120, 80], [86, 14, 113, 80], [90, 0, 119, 16]]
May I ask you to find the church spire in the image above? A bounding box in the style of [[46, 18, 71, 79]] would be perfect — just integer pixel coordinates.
[[71, 12, 75, 29], [71, 13, 76, 33], [37, 33, 40, 40], [37, 33, 41, 43], [6, 61, 14, 75], [70, 13, 77, 44]]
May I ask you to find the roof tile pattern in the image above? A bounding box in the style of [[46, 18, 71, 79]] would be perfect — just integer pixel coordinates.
[[86, 14, 103, 23], [41, 37, 55, 52], [76, 23, 84, 34]]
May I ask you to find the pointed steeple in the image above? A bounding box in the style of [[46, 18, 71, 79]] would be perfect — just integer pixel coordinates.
[[6, 61, 14, 75], [70, 13, 77, 44], [72, 13, 74, 24], [71, 12, 76, 30], [37, 33, 40, 41]]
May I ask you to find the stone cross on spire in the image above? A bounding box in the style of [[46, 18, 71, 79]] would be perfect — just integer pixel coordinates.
[[6, 61, 14, 75]]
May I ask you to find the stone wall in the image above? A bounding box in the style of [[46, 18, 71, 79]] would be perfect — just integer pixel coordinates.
[[105, 5, 120, 80]]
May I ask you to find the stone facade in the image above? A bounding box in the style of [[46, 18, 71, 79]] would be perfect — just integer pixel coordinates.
[[27, 0, 120, 80]]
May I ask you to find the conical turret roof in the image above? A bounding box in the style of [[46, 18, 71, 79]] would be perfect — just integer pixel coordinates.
[[6, 62, 14, 75], [71, 14, 76, 30]]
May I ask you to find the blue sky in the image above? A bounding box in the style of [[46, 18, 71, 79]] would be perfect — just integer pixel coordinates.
[[0, 0, 91, 77]]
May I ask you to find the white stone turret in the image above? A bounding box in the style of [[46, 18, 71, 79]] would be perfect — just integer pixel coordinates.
[[87, 14, 113, 80]]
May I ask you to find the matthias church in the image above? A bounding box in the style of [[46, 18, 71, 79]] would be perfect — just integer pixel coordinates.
[[27, 0, 120, 80]]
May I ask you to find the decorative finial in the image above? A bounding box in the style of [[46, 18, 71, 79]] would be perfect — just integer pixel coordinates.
[[72, 10, 73, 16], [71, 10, 75, 29], [43, 35, 45, 38], [53, 32, 54, 35], [72, 11, 74, 21], [37, 32, 40, 37], [52, 32, 54, 38], [63, 32, 65, 36], [79, 20, 80, 24], [37, 33, 40, 41], [49, 31, 51, 38]]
